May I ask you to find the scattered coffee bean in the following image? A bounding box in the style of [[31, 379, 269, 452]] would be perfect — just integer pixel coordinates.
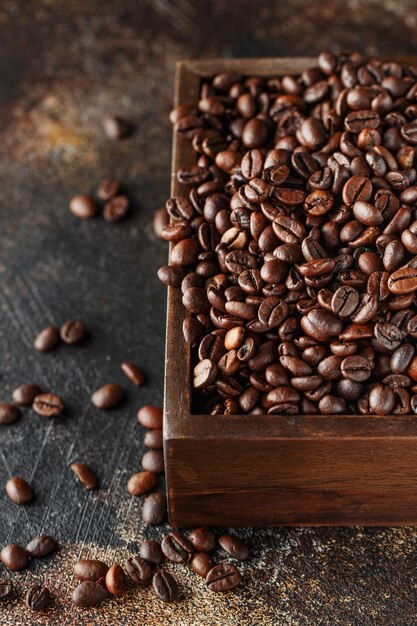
[[34, 326, 60, 352], [136, 405, 163, 429], [191, 552, 215, 578], [70, 462, 98, 490], [97, 177, 121, 201], [141, 450, 164, 474], [105, 564, 127, 596], [91, 384, 124, 409], [139, 539, 164, 565], [60, 319, 86, 344], [69, 194, 99, 219], [33, 393, 64, 417], [127, 471, 157, 496], [11, 384, 41, 406], [206, 563, 242, 592], [143, 429, 163, 449], [25, 583, 51, 611], [103, 195, 129, 222], [103, 115, 130, 140], [0, 544, 28, 571], [218, 534, 249, 560], [73, 559, 109, 582], [0, 403, 21, 425], [123, 555, 152, 586], [26, 535, 58, 558], [161, 531, 194, 564], [121, 362, 145, 386], [142, 491, 167, 525], [188, 527, 216, 552], [71, 581, 110, 607], [0, 579, 13, 600], [152, 570, 179, 602], [6, 476, 33, 505]]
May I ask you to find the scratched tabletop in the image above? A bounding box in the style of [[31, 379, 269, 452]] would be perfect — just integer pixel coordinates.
[[1, 1, 417, 625]]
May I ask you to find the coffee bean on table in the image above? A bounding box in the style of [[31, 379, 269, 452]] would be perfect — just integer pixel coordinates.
[[69, 195, 99, 219], [188, 527, 216, 552], [218, 534, 249, 560], [91, 384, 124, 409], [73, 559, 109, 581], [71, 581, 110, 607], [141, 450, 164, 474], [0, 544, 28, 571], [136, 405, 163, 429], [105, 564, 127, 596], [26, 535, 58, 558], [205, 563, 242, 592], [6, 476, 33, 504], [120, 362, 145, 386], [142, 492, 167, 525], [103, 115, 130, 139], [0, 403, 21, 425], [12, 384, 41, 406], [25, 584, 51, 611], [161, 532, 194, 564], [127, 471, 157, 496], [124, 556, 153, 586], [60, 319, 86, 344], [34, 326, 60, 352], [70, 463, 98, 490], [139, 539, 164, 565], [191, 552, 215, 578], [103, 195, 129, 222], [0, 579, 13, 600], [33, 393, 64, 417], [97, 177, 121, 201], [143, 429, 163, 449], [152, 570, 179, 602]]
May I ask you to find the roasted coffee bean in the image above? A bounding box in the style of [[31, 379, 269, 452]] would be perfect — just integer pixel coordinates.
[[194, 358, 217, 388], [26, 535, 58, 558], [120, 361, 145, 386], [0, 579, 13, 600], [72, 581, 110, 607], [6, 476, 33, 504], [258, 297, 288, 328], [105, 564, 127, 596], [342, 174, 373, 206], [124, 556, 152, 586], [142, 491, 167, 525], [60, 319, 86, 344], [34, 326, 60, 352], [331, 286, 359, 317], [161, 532, 194, 564], [318, 394, 347, 414], [188, 527, 216, 552], [388, 267, 417, 294], [152, 570, 179, 602], [137, 405, 163, 428], [127, 471, 157, 496], [206, 563, 242, 592], [12, 384, 41, 406], [91, 384, 124, 409], [390, 344, 415, 373], [103, 114, 130, 139], [191, 552, 215, 578], [139, 539, 164, 565], [103, 195, 129, 222], [0, 544, 28, 571], [69, 194, 99, 219], [97, 177, 121, 201], [218, 534, 249, 560], [143, 429, 163, 449], [301, 309, 342, 342], [25, 584, 51, 611], [341, 356, 372, 382], [369, 383, 395, 415], [70, 462, 98, 490], [73, 559, 109, 582], [373, 322, 403, 353], [153, 207, 170, 239], [142, 450, 164, 474], [0, 403, 21, 425]]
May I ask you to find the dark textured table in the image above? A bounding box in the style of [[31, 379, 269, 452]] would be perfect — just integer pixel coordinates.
[[1, 1, 417, 624]]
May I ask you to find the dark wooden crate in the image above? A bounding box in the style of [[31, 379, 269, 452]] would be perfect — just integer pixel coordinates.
[[163, 57, 417, 528]]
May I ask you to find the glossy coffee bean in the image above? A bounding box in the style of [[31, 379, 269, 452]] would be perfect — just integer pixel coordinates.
[[71, 581, 110, 607], [120, 362, 145, 386], [161, 532, 194, 564], [6, 476, 33, 504], [0, 403, 21, 425], [69, 195, 98, 219], [136, 405, 163, 429], [218, 534, 249, 560], [139, 539, 164, 565], [73, 559, 109, 581], [142, 492, 167, 525], [33, 393, 64, 417], [26, 535, 58, 558], [60, 319, 86, 344], [206, 563, 242, 592], [11, 385, 41, 406], [1, 544, 28, 571], [70, 462, 98, 490], [141, 450, 164, 474], [91, 384, 124, 409], [124, 556, 153, 586], [127, 471, 157, 496], [191, 552, 215, 577], [188, 527, 216, 552], [25, 584, 51, 611], [152, 570, 179, 602], [105, 564, 127, 596], [34, 326, 60, 352]]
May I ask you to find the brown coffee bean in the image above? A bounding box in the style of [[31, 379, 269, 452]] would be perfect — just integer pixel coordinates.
[[70, 462, 98, 490], [105, 564, 127, 596], [120, 362, 145, 386], [103, 115, 130, 139], [60, 319, 86, 344], [73, 559, 109, 582], [1, 544, 28, 571], [91, 384, 124, 409], [0, 403, 21, 425], [142, 491, 167, 525], [26, 535, 58, 558], [6, 476, 33, 504], [127, 471, 157, 496], [219, 534, 249, 560], [187, 527, 216, 552], [153, 207, 170, 239], [193, 358, 217, 388], [32, 393, 64, 417], [69, 195, 99, 219], [342, 174, 373, 206], [301, 309, 342, 342], [97, 177, 121, 201], [388, 267, 417, 294], [341, 356, 372, 382], [161, 532, 194, 564], [152, 570, 179, 602], [124, 556, 152, 586], [206, 563, 242, 592], [11, 384, 41, 406], [71, 581, 110, 607], [25, 584, 51, 611], [137, 405, 163, 428], [369, 383, 395, 415], [0, 579, 13, 600], [331, 286, 359, 317], [103, 195, 129, 222], [143, 430, 162, 451], [139, 539, 163, 565], [34, 326, 60, 352], [191, 552, 215, 577], [142, 450, 164, 474]]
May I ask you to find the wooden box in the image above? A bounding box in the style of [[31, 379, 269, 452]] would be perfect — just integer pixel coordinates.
[[163, 57, 417, 528]]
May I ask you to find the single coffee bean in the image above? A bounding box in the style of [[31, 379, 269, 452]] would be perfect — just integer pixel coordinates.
[[60, 319, 86, 344], [369, 383, 395, 415], [33, 393, 64, 417], [11, 384, 41, 406], [139, 539, 163, 565], [390, 344, 414, 373], [26, 535, 58, 558], [34, 326, 60, 352], [161, 532, 194, 564], [341, 356, 372, 382], [127, 471, 157, 496], [25, 584, 51, 611], [188, 527, 216, 552], [73, 559, 109, 582], [331, 286, 359, 317], [0, 579, 13, 600], [71, 581, 110, 607], [103, 195, 129, 222], [0, 544, 28, 571], [124, 556, 153, 586], [120, 362, 145, 386], [206, 563, 242, 592], [0, 403, 21, 425], [97, 177, 121, 201], [193, 358, 217, 388], [191, 552, 215, 578], [136, 405, 163, 428], [388, 267, 417, 294], [70, 462, 98, 490], [103, 114, 130, 139], [91, 384, 124, 409], [144, 429, 163, 449], [105, 564, 127, 596], [153, 207, 170, 239], [218, 534, 249, 560], [69, 194, 99, 219], [142, 450, 164, 474], [152, 570, 179, 602], [6, 476, 33, 504], [142, 491, 167, 525]]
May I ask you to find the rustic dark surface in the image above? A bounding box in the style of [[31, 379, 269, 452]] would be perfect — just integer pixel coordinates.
[[1, 1, 417, 624]]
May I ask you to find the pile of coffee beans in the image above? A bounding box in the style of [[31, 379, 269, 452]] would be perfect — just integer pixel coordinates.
[[158, 52, 417, 416]]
